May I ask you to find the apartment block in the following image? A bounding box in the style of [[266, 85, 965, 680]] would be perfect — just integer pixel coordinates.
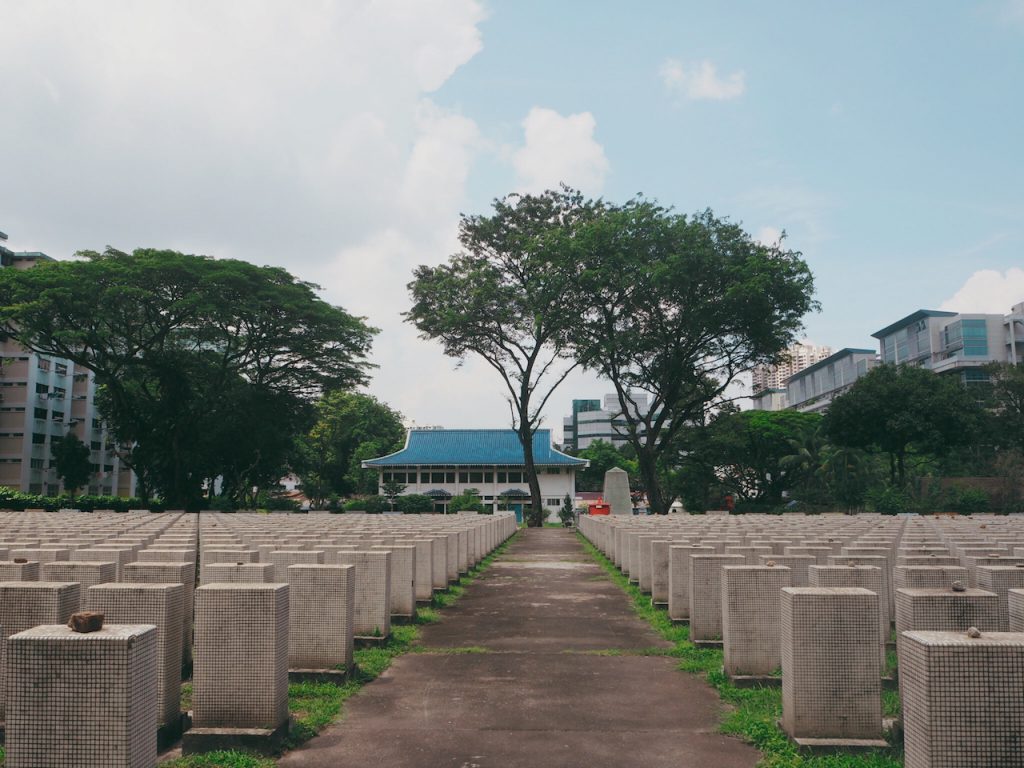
[[0, 235, 135, 496]]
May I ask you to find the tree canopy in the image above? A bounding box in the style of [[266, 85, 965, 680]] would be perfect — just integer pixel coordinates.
[[823, 363, 984, 487], [563, 201, 818, 513], [573, 440, 639, 493], [406, 188, 599, 525], [0, 248, 376, 508], [51, 433, 92, 498], [294, 391, 405, 507]]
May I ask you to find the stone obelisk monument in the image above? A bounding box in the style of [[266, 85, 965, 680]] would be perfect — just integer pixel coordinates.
[[603, 467, 632, 515]]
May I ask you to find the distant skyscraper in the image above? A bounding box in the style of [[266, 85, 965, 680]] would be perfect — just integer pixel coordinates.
[[751, 343, 833, 393]]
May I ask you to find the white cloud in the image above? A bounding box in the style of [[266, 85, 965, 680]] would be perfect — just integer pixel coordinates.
[[659, 58, 746, 101], [755, 226, 783, 246], [0, 0, 526, 430], [512, 107, 610, 195], [940, 268, 1024, 314]]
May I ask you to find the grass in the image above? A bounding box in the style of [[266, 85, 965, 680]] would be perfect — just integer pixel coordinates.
[[161, 752, 275, 768], [162, 530, 520, 767], [577, 533, 904, 768]]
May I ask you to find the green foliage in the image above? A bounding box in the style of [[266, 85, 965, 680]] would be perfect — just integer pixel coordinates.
[[564, 203, 818, 513], [0, 488, 162, 512], [558, 493, 575, 527], [0, 248, 376, 508], [161, 752, 275, 768], [824, 364, 985, 488], [944, 486, 990, 514], [257, 492, 301, 512], [50, 433, 92, 497], [380, 481, 407, 511], [395, 493, 433, 514], [708, 409, 823, 503], [449, 488, 485, 513], [406, 188, 600, 525], [573, 440, 639, 492], [865, 486, 914, 515], [294, 391, 405, 507], [344, 495, 387, 513], [985, 362, 1024, 452]]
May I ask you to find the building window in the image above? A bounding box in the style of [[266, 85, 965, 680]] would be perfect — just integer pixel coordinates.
[[507, 471, 523, 483], [546, 498, 561, 506], [962, 319, 989, 356], [31, 432, 46, 445], [55, 363, 68, 376], [420, 472, 430, 483], [469, 471, 483, 483], [483, 471, 493, 483], [33, 407, 48, 420], [35, 383, 49, 395], [497, 471, 506, 483]]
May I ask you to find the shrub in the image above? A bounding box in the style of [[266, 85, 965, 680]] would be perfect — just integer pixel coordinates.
[[865, 486, 914, 515], [945, 487, 989, 515], [395, 494, 433, 514], [344, 495, 387, 513]]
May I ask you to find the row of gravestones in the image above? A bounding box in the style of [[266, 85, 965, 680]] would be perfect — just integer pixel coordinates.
[[580, 513, 1024, 768], [0, 510, 517, 767]]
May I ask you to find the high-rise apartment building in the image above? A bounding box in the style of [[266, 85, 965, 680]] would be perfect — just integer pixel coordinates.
[[0, 233, 135, 496], [750, 342, 833, 411], [751, 343, 833, 392]]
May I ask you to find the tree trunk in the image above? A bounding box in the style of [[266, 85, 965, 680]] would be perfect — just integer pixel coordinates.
[[637, 446, 667, 515], [520, 425, 544, 527]]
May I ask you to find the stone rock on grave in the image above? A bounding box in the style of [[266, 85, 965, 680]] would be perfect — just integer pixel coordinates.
[[603, 467, 632, 516], [68, 611, 104, 633]]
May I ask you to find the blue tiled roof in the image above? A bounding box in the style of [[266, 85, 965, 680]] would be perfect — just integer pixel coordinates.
[[363, 429, 586, 467]]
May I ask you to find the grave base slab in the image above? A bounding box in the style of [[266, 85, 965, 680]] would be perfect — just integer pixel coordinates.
[[182, 719, 291, 756]]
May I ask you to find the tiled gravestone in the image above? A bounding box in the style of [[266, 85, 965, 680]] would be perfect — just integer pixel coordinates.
[[184, 584, 290, 755], [5, 623, 158, 768], [780, 587, 886, 747]]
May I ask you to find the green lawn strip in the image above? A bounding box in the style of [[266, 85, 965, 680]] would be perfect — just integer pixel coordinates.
[[161, 752, 276, 768], [163, 529, 520, 767], [577, 533, 904, 768]]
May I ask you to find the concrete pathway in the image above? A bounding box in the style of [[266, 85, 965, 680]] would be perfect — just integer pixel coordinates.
[[279, 528, 759, 768]]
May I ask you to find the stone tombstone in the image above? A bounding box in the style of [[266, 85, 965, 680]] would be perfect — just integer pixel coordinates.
[[0, 582, 81, 720], [123, 561, 196, 669], [6, 624, 158, 768], [780, 587, 884, 744], [901, 630, 1024, 768], [722, 564, 792, 678], [603, 467, 632, 516], [86, 583, 184, 729], [287, 564, 355, 672], [191, 584, 289, 731]]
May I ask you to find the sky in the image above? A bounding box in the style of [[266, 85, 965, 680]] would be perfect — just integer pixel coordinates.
[[3, 1, 1023, 441]]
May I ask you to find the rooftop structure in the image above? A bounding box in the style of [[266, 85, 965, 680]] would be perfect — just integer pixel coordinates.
[[785, 348, 879, 414], [872, 303, 1024, 382]]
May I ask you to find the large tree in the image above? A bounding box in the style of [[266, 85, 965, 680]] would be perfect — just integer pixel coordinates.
[[0, 248, 376, 508], [294, 391, 405, 507], [709, 409, 822, 503], [406, 188, 599, 525], [565, 202, 818, 513], [51, 432, 92, 499], [986, 362, 1024, 452], [823, 363, 984, 487]]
